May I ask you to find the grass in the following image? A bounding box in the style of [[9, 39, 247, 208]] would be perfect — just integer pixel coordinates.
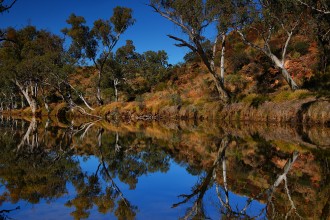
[[272, 89, 313, 103], [241, 93, 270, 108]]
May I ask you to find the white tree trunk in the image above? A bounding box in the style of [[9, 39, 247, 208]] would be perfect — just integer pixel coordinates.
[[21, 95, 25, 108], [209, 35, 229, 103], [78, 94, 95, 111], [97, 70, 103, 105], [14, 80, 38, 115], [17, 117, 37, 151], [44, 99, 50, 113], [114, 78, 119, 102], [66, 82, 94, 111], [269, 54, 299, 90], [220, 33, 226, 83]]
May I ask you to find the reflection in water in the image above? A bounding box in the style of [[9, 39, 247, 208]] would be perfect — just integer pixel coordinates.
[[0, 117, 329, 219]]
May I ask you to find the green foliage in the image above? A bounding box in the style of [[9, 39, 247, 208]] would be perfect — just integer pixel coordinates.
[[135, 95, 144, 102], [250, 95, 270, 108], [291, 51, 301, 59], [230, 51, 250, 72], [288, 41, 310, 57], [111, 7, 135, 33], [63, 7, 134, 104], [303, 69, 330, 96], [293, 41, 310, 55], [168, 93, 182, 106], [183, 40, 212, 63], [226, 73, 248, 91], [154, 82, 167, 92], [0, 25, 69, 111]]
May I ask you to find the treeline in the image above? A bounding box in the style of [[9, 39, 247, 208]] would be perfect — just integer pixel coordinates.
[[0, 5, 170, 115], [0, 0, 329, 115]]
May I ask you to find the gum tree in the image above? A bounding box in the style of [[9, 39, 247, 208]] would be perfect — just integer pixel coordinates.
[[0, 0, 17, 42], [206, 0, 237, 84], [0, 26, 63, 115], [62, 7, 135, 105], [149, 0, 230, 103], [234, 0, 303, 90]]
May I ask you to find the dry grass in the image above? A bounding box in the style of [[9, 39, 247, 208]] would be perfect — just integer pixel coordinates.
[[272, 89, 313, 103]]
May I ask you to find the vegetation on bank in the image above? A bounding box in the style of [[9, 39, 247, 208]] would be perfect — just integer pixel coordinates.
[[0, 0, 329, 122]]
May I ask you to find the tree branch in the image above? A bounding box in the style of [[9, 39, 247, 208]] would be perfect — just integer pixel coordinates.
[[0, 0, 17, 13], [236, 30, 265, 53], [167, 34, 197, 52], [148, 4, 193, 39], [296, 0, 330, 14]]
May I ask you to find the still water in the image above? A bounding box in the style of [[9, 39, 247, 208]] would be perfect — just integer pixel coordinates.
[[0, 117, 329, 219]]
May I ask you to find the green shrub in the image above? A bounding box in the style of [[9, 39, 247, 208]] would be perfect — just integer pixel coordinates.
[[226, 73, 248, 86], [154, 82, 167, 92], [230, 52, 250, 72], [303, 69, 330, 97], [292, 51, 301, 59], [294, 41, 309, 55], [169, 93, 182, 106], [250, 95, 270, 108], [83, 71, 91, 78], [135, 95, 144, 102], [273, 91, 291, 102]]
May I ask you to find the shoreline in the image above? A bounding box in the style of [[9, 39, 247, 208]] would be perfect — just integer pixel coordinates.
[[1, 97, 329, 126]]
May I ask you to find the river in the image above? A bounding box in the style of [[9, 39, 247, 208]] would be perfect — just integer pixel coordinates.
[[0, 116, 329, 219]]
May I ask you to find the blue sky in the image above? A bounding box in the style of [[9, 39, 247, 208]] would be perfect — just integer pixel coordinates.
[[0, 0, 200, 64]]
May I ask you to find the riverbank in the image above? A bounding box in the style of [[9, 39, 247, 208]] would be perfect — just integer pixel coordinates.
[[95, 95, 330, 125], [1, 95, 330, 125]]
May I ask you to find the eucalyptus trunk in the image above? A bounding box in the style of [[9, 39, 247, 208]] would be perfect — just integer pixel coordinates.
[[14, 80, 38, 115], [199, 47, 229, 103], [96, 70, 104, 105], [114, 78, 119, 102], [220, 34, 226, 84], [269, 54, 299, 90]]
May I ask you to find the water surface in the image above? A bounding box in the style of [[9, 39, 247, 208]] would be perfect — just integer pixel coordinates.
[[0, 117, 329, 219]]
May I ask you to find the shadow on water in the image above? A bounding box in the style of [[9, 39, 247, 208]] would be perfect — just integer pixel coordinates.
[[0, 116, 329, 219]]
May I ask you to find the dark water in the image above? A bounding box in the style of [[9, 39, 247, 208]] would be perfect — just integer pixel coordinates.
[[0, 117, 329, 220]]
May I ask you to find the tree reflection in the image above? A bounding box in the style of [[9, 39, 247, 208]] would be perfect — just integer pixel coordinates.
[[0, 118, 328, 219], [0, 120, 79, 205], [64, 127, 139, 219], [97, 128, 171, 190], [0, 206, 20, 220], [0, 119, 139, 219], [172, 135, 302, 219]]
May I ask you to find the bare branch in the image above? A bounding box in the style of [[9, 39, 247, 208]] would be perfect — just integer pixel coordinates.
[[282, 31, 293, 64], [148, 4, 193, 39], [236, 30, 265, 53], [0, 0, 17, 13], [167, 34, 197, 52], [296, 0, 330, 14]]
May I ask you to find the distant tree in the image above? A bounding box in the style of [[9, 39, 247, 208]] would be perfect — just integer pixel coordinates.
[[0, 26, 63, 115], [62, 7, 135, 105], [234, 0, 302, 90], [0, 0, 17, 42], [112, 40, 140, 101], [141, 50, 169, 87], [102, 40, 169, 101], [149, 0, 230, 103]]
